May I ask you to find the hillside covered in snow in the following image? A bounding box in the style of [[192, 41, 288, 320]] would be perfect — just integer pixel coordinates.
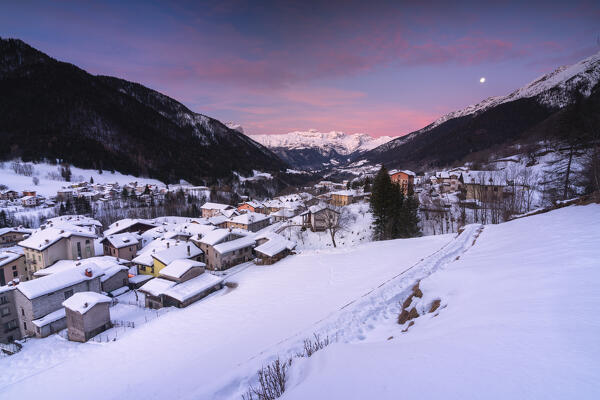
[[1, 204, 598, 399]]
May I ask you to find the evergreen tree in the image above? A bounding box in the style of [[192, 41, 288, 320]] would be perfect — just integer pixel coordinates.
[[90, 176, 94, 184], [398, 185, 421, 238], [370, 165, 396, 240]]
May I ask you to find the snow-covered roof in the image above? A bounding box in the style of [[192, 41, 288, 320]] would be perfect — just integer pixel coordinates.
[[101, 232, 142, 249], [229, 212, 270, 225], [45, 215, 102, 228], [221, 209, 240, 218], [0, 250, 23, 267], [18, 227, 96, 251], [18, 265, 103, 299], [389, 169, 416, 177], [198, 229, 235, 246], [461, 171, 506, 185], [33, 256, 127, 278], [239, 200, 265, 208], [103, 218, 157, 236], [162, 273, 223, 302], [32, 308, 65, 328], [254, 233, 296, 257], [331, 190, 356, 196], [138, 278, 176, 297], [200, 202, 233, 210], [62, 292, 111, 314], [100, 264, 128, 282], [207, 215, 229, 225], [213, 236, 256, 255], [270, 209, 296, 218], [128, 274, 153, 285], [132, 238, 178, 266], [0, 226, 33, 236], [159, 259, 205, 280], [152, 242, 203, 265]]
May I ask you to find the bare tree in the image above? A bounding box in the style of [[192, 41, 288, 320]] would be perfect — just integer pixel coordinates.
[[322, 206, 349, 248]]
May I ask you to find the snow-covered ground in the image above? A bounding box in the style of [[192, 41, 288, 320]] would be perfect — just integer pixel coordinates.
[[0, 228, 453, 399], [282, 204, 600, 399], [2, 204, 598, 399], [0, 160, 164, 197], [280, 202, 373, 251]]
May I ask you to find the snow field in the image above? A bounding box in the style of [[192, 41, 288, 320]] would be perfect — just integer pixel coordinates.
[[0, 228, 453, 399], [281, 204, 600, 400]]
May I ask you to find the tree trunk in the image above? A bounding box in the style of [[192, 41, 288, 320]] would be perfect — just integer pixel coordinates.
[[563, 145, 574, 200]]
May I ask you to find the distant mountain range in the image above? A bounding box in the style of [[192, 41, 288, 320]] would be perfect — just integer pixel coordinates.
[[0, 38, 286, 184], [362, 51, 600, 169], [250, 130, 394, 169]]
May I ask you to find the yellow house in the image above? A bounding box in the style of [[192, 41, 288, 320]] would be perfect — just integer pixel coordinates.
[[140, 242, 203, 277]]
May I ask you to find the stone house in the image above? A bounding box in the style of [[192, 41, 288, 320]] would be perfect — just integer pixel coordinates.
[[200, 202, 235, 218], [301, 205, 340, 232], [0, 227, 32, 248], [139, 264, 222, 309], [237, 201, 266, 214], [0, 251, 28, 285], [100, 264, 129, 294], [0, 286, 21, 343], [21, 196, 37, 207], [63, 292, 112, 342], [14, 265, 103, 338], [195, 229, 251, 270], [212, 236, 256, 270], [330, 190, 355, 207], [100, 233, 143, 260], [226, 212, 271, 232], [460, 171, 507, 202], [389, 170, 416, 194], [254, 233, 296, 265], [140, 242, 203, 277], [18, 228, 96, 277], [0, 190, 19, 200]]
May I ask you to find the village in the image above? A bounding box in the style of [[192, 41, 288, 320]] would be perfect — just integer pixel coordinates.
[[0, 158, 543, 354]]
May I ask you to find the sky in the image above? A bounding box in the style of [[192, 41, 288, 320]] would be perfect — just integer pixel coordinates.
[[1, 0, 599, 137]]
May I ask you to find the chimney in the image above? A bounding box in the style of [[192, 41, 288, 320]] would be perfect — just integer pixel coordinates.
[[84, 302, 89, 308], [84, 268, 93, 277], [167, 242, 170, 248]]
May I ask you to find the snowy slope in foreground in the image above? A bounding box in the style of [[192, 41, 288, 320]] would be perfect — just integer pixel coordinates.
[[251, 129, 395, 155], [0, 232, 452, 399], [0, 161, 164, 196], [283, 204, 600, 400]]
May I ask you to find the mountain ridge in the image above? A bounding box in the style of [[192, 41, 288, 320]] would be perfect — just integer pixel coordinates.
[[250, 129, 394, 169], [364, 50, 600, 168], [0, 38, 286, 183]]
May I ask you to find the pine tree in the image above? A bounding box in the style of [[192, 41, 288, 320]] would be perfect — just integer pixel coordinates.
[[370, 165, 396, 240], [90, 176, 94, 184]]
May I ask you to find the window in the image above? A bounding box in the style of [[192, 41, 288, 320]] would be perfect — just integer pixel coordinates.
[[85, 239, 90, 244], [77, 242, 82, 258], [12, 265, 16, 270], [0, 307, 9, 317], [23, 322, 27, 330], [13, 271, 18, 278], [64, 289, 74, 299], [6, 320, 17, 330], [21, 308, 24, 316], [0, 296, 7, 305]]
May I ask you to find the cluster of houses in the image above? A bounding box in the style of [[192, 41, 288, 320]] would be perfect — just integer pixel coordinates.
[[0, 181, 209, 212], [0, 180, 378, 346], [0, 196, 303, 344]]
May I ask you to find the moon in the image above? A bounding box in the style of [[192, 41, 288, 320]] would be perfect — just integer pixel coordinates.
[[479, 77, 486, 83]]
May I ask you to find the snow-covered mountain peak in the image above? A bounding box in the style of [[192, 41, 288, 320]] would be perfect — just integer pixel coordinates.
[[250, 129, 395, 155]]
